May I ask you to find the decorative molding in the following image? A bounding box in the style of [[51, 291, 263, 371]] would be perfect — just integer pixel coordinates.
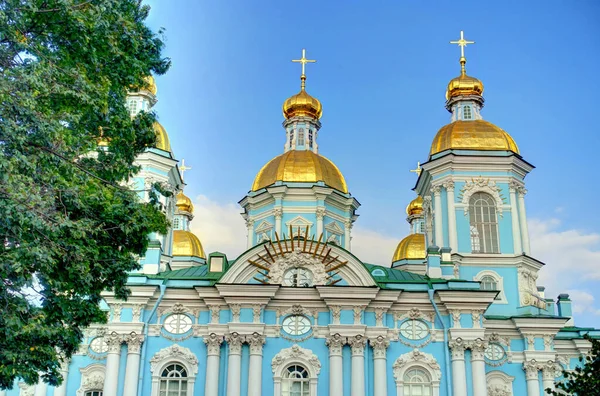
[[157, 302, 191, 320], [374, 307, 386, 327], [486, 370, 515, 396], [330, 306, 341, 325], [132, 304, 143, 322], [543, 335, 554, 351], [370, 335, 390, 359], [252, 304, 262, 323], [450, 310, 462, 328], [353, 306, 364, 325], [149, 344, 199, 375], [393, 349, 442, 383], [269, 250, 328, 286], [271, 345, 321, 376], [471, 310, 483, 329], [517, 265, 540, 307], [203, 333, 223, 356], [110, 303, 122, 323], [207, 305, 221, 324], [230, 304, 241, 322], [76, 363, 105, 396], [325, 333, 345, 356], [459, 177, 506, 215]]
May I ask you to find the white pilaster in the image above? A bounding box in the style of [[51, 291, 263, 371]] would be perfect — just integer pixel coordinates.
[[344, 220, 352, 250], [274, 208, 282, 237], [102, 332, 123, 396], [524, 360, 540, 396], [226, 332, 243, 396], [444, 181, 458, 252], [123, 332, 144, 396], [541, 362, 557, 394], [450, 339, 467, 396], [0, 389, 5, 396], [33, 378, 47, 396], [509, 183, 523, 254], [53, 361, 70, 396], [432, 185, 444, 247], [517, 187, 531, 254], [316, 208, 325, 237], [326, 334, 345, 395], [349, 335, 366, 396], [371, 336, 389, 396], [247, 333, 266, 396], [204, 333, 223, 396], [470, 339, 488, 396], [246, 219, 254, 249]]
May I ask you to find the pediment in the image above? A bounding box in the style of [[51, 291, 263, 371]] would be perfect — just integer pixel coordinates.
[[255, 220, 273, 233], [325, 221, 344, 235], [285, 215, 313, 227]]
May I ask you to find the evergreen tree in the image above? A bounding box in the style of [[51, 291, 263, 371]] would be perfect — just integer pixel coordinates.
[[0, 0, 170, 389], [547, 334, 600, 395]]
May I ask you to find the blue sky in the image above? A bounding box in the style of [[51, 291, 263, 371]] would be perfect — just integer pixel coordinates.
[[145, 1, 600, 326]]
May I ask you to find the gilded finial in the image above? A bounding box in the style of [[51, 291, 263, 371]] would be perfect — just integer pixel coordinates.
[[179, 159, 191, 182], [409, 162, 422, 177], [292, 48, 316, 91], [450, 31, 475, 76]]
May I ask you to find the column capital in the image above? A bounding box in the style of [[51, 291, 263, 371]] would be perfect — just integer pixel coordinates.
[[207, 304, 221, 324], [325, 333, 345, 356], [273, 207, 283, 219], [442, 180, 455, 191], [374, 307, 387, 327], [247, 332, 266, 356], [541, 360, 561, 380], [468, 338, 488, 360], [449, 337, 467, 360], [105, 331, 123, 353], [330, 305, 341, 324], [225, 332, 244, 355], [370, 335, 390, 359], [509, 180, 521, 193], [517, 186, 528, 196], [204, 333, 223, 356], [316, 207, 326, 220], [229, 303, 241, 322], [245, 219, 255, 228], [349, 334, 367, 356], [523, 359, 540, 380], [124, 331, 144, 354], [431, 184, 442, 196]]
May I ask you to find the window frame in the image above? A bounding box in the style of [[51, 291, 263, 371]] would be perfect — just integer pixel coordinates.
[[281, 364, 310, 396], [159, 363, 189, 396], [474, 270, 507, 304], [469, 192, 500, 254], [463, 105, 472, 120], [399, 319, 430, 341], [163, 313, 193, 335], [281, 315, 312, 336], [150, 345, 198, 396], [403, 368, 433, 396]]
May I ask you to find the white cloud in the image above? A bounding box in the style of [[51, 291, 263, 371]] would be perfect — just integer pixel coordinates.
[[351, 226, 399, 267]]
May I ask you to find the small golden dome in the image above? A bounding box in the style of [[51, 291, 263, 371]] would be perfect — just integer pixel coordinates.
[[430, 120, 519, 156], [446, 72, 483, 100], [392, 233, 426, 262], [406, 196, 423, 217], [152, 121, 171, 153], [143, 75, 157, 95], [283, 89, 322, 119], [252, 150, 347, 193], [176, 191, 193, 213], [173, 230, 206, 258]]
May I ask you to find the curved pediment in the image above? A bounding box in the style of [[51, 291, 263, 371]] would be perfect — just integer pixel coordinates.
[[219, 236, 376, 287]]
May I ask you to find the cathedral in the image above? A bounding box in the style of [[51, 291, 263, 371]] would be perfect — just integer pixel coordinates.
[[8, 32, 600, 396]]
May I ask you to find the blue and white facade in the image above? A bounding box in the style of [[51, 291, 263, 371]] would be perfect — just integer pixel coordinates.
[[6, 50, 600, 396]]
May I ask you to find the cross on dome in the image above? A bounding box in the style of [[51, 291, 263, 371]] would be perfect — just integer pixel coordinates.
[[179, 159, 191, 182], [410, 162, 422, 177], [450, 30, 475, 75], [291, 48, 316, 90]]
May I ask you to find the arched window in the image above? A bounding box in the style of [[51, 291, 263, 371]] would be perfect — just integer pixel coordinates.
[[469, 192, 499, 253], [282, 365, 310, 396], [85, 392, 103, 396], [159, 364, 188, 396], [480, 275, 498, 291], [308, 130, 313, 149], [463, 105, 472, 120], [297, 128, 305, 145], [404, 368, 432, 396], [283, 268, 314, 287]]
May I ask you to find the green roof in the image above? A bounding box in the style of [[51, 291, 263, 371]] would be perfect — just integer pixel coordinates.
[[363, 263, 430, 283]]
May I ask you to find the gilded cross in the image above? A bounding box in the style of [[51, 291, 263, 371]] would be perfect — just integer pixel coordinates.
[[292, 48, 316, 77], [450, 30, 475, 58], [179, 159, 191, 181], [410, 162, 422, 177]]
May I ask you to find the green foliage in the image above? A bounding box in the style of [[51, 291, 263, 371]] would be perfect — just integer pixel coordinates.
[[547, 334, 600, 395], [0, 0, 170, 389]]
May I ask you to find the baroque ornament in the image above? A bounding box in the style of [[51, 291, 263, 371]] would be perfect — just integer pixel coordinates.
[[204, 333, 223, 356], [393, 349, 441, 381], [247, 332, 266, 355], [370, 335, 390, 358], [150, 344, 199, 375], [459, 177, 505, 215], [325, 333, 345, 356], [268, 249, 327, 285], [271, 345, 321, 375]]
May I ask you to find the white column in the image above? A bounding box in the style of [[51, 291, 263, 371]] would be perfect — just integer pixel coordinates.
[[432, 185, 444, 247], [226, 332, 243, 396], [449, 339, 467, 396], [53, 360, 70, 396], [326, 334, 344, 395], [316, 208, 325, 237], [0, 389, 5, 396], [274, 208, 282, 237], [344, 220, 352, 250], [349, 335, 366, 396], [34, 378, 47, 396], [103, 332, 123, 396], [470, 339, 488, 396], [123, 332, 144, 396], [204, 333, 223, 396], [246, 219, 254, 248], [541, 363, 557, 394], [509, 183, 523, 254], [444, 181, 458, 252], [371, 336, 389, 396], [517, 187, 531, 254], [247, 333, 266, 396], [524, 360, 540, 396]]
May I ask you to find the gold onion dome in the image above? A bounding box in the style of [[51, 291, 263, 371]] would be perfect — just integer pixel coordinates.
[[172, 230, 206, 259], [392, 233, 426, 262], [446, 63, 484, 100], [176, 191, 194, 213], [152, 121, 171, 153], [143, 75, 157, 95], [430, 120, 519, 156], [252, 150, 347, 193], [282, 87, 322, 119], [406, 196, 423, 217]]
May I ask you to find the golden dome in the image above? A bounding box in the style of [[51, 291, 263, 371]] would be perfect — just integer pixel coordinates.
[[252, 150, 347, 193], [392, 233, 426, 262], [446, 72, 483, 100], [406, 196, 423, 217], [173, 230, 206, 258], [176, 191, 193, 213], [152, 121, 171, 153], [283, 89, 322, 119], [143, 75, 157, 95], [430, 120, 519, 156]]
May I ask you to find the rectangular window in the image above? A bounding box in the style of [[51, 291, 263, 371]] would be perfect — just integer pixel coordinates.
[[463, 106, 472, 120]]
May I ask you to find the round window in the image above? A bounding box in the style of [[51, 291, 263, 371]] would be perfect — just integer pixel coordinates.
[[89, 337, 108, 354], [282, 315, 312, 336], [484, 343, 506, 361], [283, 268, 314, 287], [399, 320, 429, 340], [163, 314, 193, 334]]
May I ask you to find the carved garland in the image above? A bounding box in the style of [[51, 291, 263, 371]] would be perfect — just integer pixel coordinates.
[[271, 345, 321, 377], [149, 344, 199, 376], [458, 177, 506, 216], [393, 349, 442, 383]]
